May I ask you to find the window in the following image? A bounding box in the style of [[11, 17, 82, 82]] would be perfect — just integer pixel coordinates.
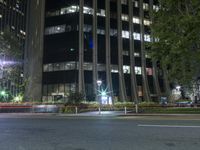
[[97, 9, 105, 17], [84, 24, 92, 32], [123, 51, 129, 56], [133, 33, 141, 40], [133, 17, 140, 24], [135, 67, 142, 75], [122, 31, 129, 39], [121, 0, 127, 5], [123, 66, 130, 74], [122, 14, 129, 21], [97, 29, 105, 35], [45, 25, 66, 35], [134, 1, 139, 7], [134, 52, 140, 57], [83, 63, 93, 71], [111, 65, 119, 73], [60, 5, 79, 14], [143, 3, 149, 11], [153, 5, 159, 12], [43, 62, 77, 72], [83, 6, 93, 15], [144, 19, 151, 26], [146, 68, 153, 76], [144, 34, 151, 42]]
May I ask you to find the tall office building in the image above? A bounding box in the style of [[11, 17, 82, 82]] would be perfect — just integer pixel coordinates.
[[0, 0, 27, 97], [25, 0, 168, 103]]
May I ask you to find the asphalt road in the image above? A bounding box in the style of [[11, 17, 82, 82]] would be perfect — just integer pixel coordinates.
[[0, 114, 200, 150]]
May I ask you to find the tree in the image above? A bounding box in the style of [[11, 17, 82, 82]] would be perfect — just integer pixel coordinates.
[[149, 0, 200, 86], [0, 28, 23, 100]]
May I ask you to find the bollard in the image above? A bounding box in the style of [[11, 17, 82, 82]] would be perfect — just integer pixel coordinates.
[[125, 106, 127, 115], [135, 104, 138, 114], [75, 107, 78, 114], [98, 107, 101, 115]]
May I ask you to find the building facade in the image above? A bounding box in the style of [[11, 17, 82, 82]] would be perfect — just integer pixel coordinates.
[[25, 0, 168, 103], [0, 0, 27, 98]]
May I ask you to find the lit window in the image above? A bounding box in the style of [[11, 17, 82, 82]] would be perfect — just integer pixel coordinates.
[[83, 6, 93, 15], [123, 65, 130, 74], [83, 63, 93, 70], [144, 34, 151, 42], [122, 31, 129, 39], [122, 14, 129, 21], [133, 17, 140, 24], [133, 33, 141, 40], [111, 65, 119, 73], [0, 14, 2, 18], [144, 19, 151, 26], [45, 25, 66, 35], [60, 5, 79, 14], [134, 1, 139, 7], [97, 29, 105, 35], [97, 9, 105, 17], [153, 5, 159, 12], [135, 67, 142, 75], [143, 3, 149, 10], [134, 53, 140, 57]]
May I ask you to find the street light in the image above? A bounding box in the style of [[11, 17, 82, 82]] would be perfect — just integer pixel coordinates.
[[97, 80, 102, 114], [97, 80, 102, 103], [97, 80, 102, 87]]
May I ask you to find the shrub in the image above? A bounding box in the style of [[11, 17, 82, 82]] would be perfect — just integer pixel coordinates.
[[67, 91, 85, 104]]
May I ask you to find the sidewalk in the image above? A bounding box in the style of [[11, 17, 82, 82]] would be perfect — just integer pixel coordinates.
[[1, 111, 200, 119]]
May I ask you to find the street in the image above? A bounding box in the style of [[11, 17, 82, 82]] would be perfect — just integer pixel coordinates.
[[0, 114, 200, 150]]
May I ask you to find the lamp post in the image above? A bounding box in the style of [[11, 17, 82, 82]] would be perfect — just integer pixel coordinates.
[[97, 80, 102, 114], [97, 80, 102, 103]]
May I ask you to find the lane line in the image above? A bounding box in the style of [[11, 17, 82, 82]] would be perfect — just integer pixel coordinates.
[[138, 124, 200, 128]]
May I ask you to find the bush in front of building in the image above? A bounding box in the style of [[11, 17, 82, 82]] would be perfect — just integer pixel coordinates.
[[67, 91, 85, 104]]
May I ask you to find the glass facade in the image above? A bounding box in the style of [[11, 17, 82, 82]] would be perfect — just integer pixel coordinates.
[[0, 0, 27, 97]]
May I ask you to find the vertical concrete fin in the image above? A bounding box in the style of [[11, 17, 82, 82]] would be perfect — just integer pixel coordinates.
[[117, 0, 127, 101], [140, 0, 151, 101], [105, 0, 114, 103], [93, 0, 98, 101], [78, 0, 85, 96], [24, 0, 45, 101], [129, 0, 139, 103]]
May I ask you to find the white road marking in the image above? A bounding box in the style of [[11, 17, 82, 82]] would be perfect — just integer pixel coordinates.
[[138, 124, 200, 128]]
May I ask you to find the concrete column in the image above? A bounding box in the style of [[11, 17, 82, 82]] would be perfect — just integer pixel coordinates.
[[105, 0, 114, 104], [139, 0, 151, 101], [129, 0, 139, 103], [78, 0, 85, 95], [93, 0, 98, 101], [117, 0, 127, 101], [24, 0, 45, 101]]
